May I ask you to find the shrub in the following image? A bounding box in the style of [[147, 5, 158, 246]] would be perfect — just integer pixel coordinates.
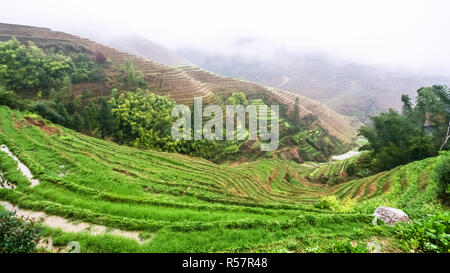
[[395, 211, 449, 253], [0, 87, 31, 111], [314, 195, 356, 213], [94, 51, 107, 64], [435, 154, 450, 197], [330, 239, 368, 253], [0, 211, 41, 253], [34, 102, 66, 125]]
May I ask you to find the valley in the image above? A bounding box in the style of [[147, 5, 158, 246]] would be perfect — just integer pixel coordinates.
[[0, 22, 448, 254], [0, 106, 447, 252]]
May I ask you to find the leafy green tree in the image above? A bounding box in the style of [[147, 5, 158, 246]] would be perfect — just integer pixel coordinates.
[[401, 94, 413, 118], [0, 86, 31, 110], [71, 112, 84, 131], [109, 90, 175, 149], [98, 97, 115, 138], [81, 102, 99, 133], [0, 38, 72, 92], [121, 61, 146, 91], [415, 86, 450, 149], [228, 92, 248, 106], [359, 85, 449, 171], [0, 38, 106, 96]]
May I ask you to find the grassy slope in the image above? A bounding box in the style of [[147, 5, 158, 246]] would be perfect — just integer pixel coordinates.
[[0, 106, 447, 252]]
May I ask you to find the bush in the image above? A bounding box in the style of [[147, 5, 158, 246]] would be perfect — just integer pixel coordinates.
[[395, 211, 449, 253], [34, 102, 66, 125], [435, 155, 450, 197], [0, 211, 41, 253], [330, 239, 368, 253], [0, 87, 31, 111], [314, 195, 356, 213], [0, 38, 73, 91]]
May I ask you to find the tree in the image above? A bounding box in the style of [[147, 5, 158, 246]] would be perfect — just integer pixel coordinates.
[[0, 86, 29, 110], [81, 102, 99, 133], [71, 112, 84, 131], [401, 94, 413, 118], [228, 92, 248, 106], [359, 85, 449, 171], [0, 38, 72, 92], [109, 90, 175, 149], [98, 97, 115, 138], [292, 97, 300, 124], [121, 61, 146, 91]]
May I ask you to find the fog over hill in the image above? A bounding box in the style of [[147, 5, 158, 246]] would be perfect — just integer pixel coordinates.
[[91, 34, 192, 66], [176, 42, 450, 123], [1, 0, 450, 123]]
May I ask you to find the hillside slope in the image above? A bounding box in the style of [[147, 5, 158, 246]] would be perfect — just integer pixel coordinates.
[[0, 23, 359, 145], [178, 47, 450, 123], [91, 34, 192, 66], [0, 106, 447, 252]]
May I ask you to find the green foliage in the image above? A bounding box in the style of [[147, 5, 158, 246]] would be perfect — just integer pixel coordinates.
[[0, 211, 41, 253], [107, 90, 239, 159], [0, 106, 447, 253], [0, 38, 72, 92], [121, 61, 146, 91], [34, 102, 67, 125], [228, 92, 248, 106], [0, 86, 31, 111], [71, 112, 84, 131], [81, 101, 99, 133], [330, 239, 368, 253], [98, 98, 115, 138], [109, 90, 175, 150], [435, 155, 450, 197], [359, 86, 450, 172], [292, 126, 345, 161], [346, 153, 373, 178], [70, 52, 106, 83], [315, 196, 356, 213], [0, 37, 106, 94], [395, 211, 449, 253]]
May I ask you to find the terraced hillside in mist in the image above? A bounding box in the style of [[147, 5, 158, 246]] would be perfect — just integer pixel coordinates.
[[0, 23, 359, 145], [0, 106, 447, 252], [178, 46, 450, 123]]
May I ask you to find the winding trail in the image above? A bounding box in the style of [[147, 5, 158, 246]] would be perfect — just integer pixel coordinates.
[[0, 144, 153, 245], [0, 201, 153, 244]]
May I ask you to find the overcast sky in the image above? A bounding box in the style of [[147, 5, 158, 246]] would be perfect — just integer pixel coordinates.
[[1, 0, 449, 76]]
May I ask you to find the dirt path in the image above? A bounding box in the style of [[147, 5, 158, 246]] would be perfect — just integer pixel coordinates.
[[0, 143, 154, 245], [0, 201, 154, 244]]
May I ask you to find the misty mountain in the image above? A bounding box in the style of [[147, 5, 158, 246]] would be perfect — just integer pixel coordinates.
[[177, 46, 449, 123], [89, 34, 192, 66]]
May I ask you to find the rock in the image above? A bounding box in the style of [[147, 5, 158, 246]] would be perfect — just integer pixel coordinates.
[[66, 241, 81, 253], [372, 206, 409, 225], [366, 241, 382, 253]]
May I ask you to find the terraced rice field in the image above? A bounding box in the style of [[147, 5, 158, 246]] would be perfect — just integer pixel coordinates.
[[0, 23, 360, 146], [307, 155, 360, 183], [0, 106, 447, 252]]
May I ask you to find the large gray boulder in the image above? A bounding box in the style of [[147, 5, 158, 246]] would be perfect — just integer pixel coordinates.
[[372, 206, 410, 225]]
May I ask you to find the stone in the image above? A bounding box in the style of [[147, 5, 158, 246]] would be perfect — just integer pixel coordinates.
[[372, 206, 410, 225], [366, 241, 382, 253]]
